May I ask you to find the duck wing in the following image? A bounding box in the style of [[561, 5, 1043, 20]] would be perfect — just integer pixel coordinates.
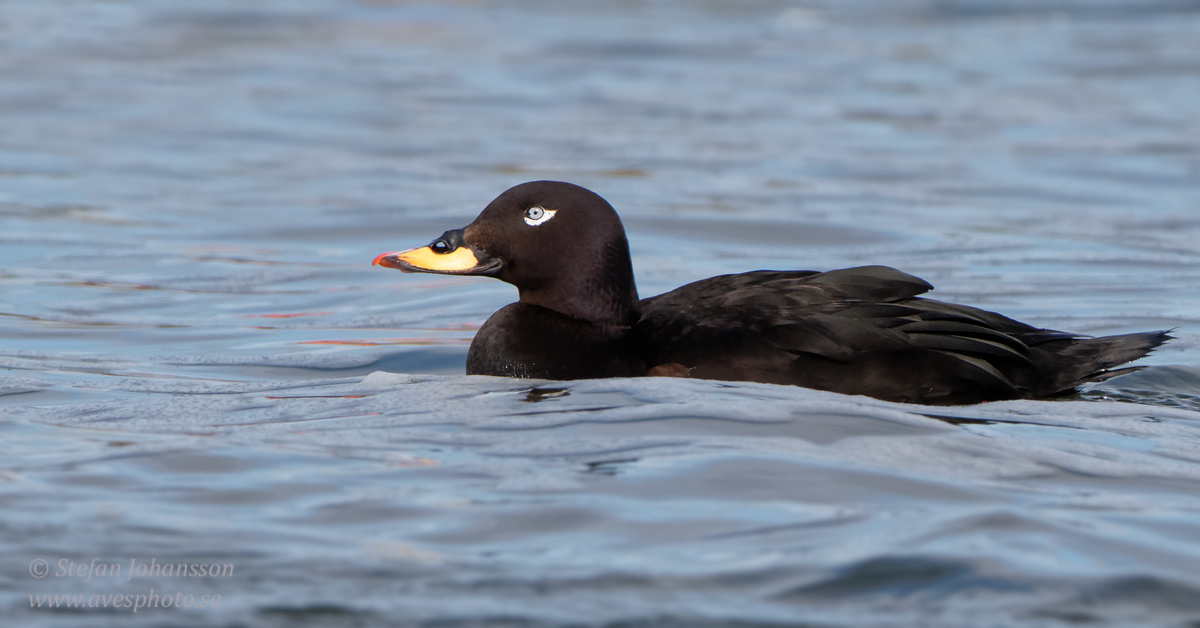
[[636, 265, 1166, 404]]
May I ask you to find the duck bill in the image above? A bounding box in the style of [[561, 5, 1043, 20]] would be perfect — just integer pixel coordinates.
[[373, 232, 501, 276]]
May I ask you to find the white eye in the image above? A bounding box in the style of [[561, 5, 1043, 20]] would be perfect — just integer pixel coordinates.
[[523, 206, 556, 226]]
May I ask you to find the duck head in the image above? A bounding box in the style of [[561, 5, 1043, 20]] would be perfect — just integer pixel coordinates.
[[375, 181, 641, 325]]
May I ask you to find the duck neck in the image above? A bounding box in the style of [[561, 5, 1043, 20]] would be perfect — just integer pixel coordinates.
[[519, 282, 640, 328], [517, 242, 641, 327]]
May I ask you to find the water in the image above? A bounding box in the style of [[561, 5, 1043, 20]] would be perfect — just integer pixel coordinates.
[[3, 1, 1200, 626]]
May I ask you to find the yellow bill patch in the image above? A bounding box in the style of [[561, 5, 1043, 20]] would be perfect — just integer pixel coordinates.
[[393, 245, 482, 272]]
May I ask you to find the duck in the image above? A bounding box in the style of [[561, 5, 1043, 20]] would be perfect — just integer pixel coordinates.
[[373, 181, 1170, 405]]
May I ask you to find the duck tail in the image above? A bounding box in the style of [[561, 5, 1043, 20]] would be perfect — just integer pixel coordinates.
[[1046, 329, 1173, 393]]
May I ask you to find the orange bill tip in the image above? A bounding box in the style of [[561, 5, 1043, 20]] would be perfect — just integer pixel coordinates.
[[373, 251, 402, 267]]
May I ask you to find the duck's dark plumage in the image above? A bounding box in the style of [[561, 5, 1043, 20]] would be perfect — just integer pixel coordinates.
[[637, 266, 1167, 404], [374, 181, 1169, 405]]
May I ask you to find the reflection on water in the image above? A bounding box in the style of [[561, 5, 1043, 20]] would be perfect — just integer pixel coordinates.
[[2, 0, 1200, 626]]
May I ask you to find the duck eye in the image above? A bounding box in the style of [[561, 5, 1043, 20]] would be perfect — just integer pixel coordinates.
[[523, 206, 556, 227]]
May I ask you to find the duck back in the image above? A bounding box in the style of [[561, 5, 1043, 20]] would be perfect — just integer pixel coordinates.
[[637, 265, 1168, 405]]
